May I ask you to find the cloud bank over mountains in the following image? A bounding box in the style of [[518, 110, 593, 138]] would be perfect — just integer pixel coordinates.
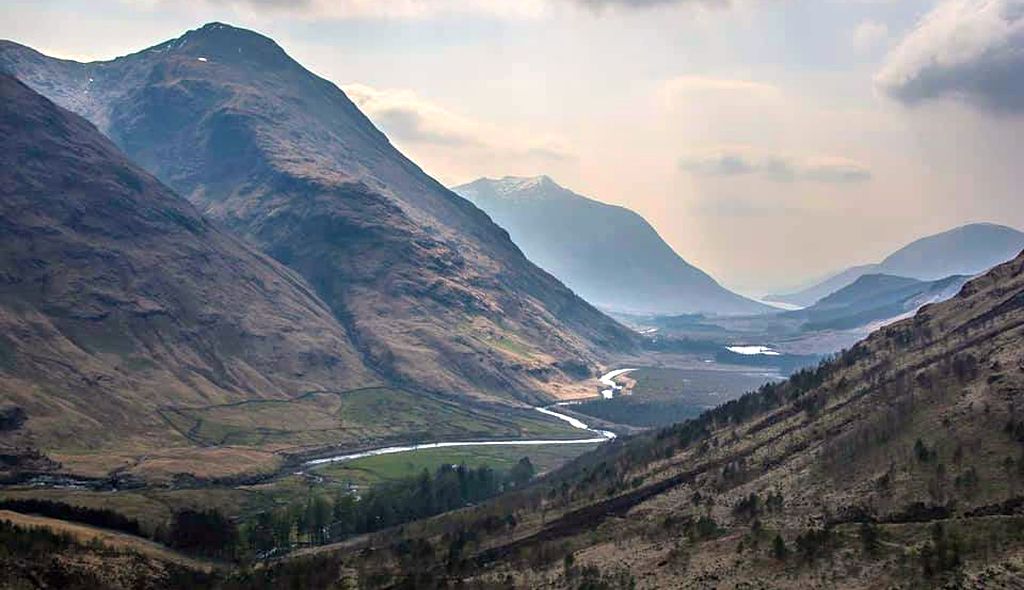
[[343, 83, 573, 183]]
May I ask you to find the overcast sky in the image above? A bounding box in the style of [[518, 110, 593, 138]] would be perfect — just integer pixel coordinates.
[[4, 0, 1023, 295]]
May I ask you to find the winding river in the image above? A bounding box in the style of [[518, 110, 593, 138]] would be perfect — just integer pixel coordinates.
[[303, 369, 634, 468]]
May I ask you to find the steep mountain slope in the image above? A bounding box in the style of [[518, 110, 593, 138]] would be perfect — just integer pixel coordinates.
[[5, 252, 1020, 586], [0, 24, 635, 404], [786, 272, 969, 331], [268, 249, 1024, 588], [450, 249, 1024, 587], [453, 176, 768, 316], [769, 222, 1024, 307], [0, 75, 376, 472]]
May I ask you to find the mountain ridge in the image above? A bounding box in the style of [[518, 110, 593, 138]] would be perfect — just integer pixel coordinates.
[[768, 222, 1024, 307], [0, 23, 637, 405], [786, 272, 970, 331]]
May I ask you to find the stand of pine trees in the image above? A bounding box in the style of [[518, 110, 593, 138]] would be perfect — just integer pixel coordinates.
[[243, 458, 536, 556]]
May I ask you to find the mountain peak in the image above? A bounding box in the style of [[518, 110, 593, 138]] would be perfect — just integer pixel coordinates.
[[187, 22, 267, 41], [148, 21, 290, 67], [492, 175, 557, 195]]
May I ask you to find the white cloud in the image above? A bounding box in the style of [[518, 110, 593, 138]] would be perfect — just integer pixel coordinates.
[[876, 0, 1024, 114], [852, 20, 889, 54], [343, 83, 574, 182], [343, 83, 483, 147], [678, 146, 872, 183]]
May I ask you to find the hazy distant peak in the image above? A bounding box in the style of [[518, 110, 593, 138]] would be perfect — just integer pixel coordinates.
[[769, 222, 1024, 307], [453, 174, 770, 315]]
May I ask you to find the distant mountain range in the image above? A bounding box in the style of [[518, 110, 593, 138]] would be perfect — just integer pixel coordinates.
[[768, 223, 1024, 307], [785, 273, 969, 332], [0, 24, 635, 411], [453, 176, 769, 316]]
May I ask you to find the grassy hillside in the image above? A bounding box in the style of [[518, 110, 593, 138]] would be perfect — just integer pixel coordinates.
[[442, 249, 1024, 587], [238, 249, 1024, 588], [2, 252, 1021, 587]]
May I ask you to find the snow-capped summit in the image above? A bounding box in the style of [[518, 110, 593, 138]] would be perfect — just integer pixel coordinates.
[[461, 175, 558, 199]]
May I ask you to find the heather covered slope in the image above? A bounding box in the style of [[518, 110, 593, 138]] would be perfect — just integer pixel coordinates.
[[454, 176, 769, 316], [456, 249, 1024, 587], [277, 249, 1024, 588], [0, 75, 378, 472], [0, 24, 635, 404], [6, 250, 1022, 586]]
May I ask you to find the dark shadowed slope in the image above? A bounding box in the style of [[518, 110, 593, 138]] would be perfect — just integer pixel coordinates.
[[0, 24, 635, 404], [454, 176, 769, 316], [0, 74, 376, 469], [769, 222, 1024, 307]]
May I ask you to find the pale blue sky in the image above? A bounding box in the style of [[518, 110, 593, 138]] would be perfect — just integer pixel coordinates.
[[3, 0, 1022, 295]]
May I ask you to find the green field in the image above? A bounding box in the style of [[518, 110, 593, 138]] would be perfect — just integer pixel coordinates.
[[161, 387, 582, 449], [309, 443, 600, 486]]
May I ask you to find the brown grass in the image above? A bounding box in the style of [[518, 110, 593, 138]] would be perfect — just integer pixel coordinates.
[[0, 509, 218, 571]]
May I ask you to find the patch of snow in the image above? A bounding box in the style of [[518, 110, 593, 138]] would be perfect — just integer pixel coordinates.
[[726, 345, 781, 356], [483, 175, 554, 197]]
